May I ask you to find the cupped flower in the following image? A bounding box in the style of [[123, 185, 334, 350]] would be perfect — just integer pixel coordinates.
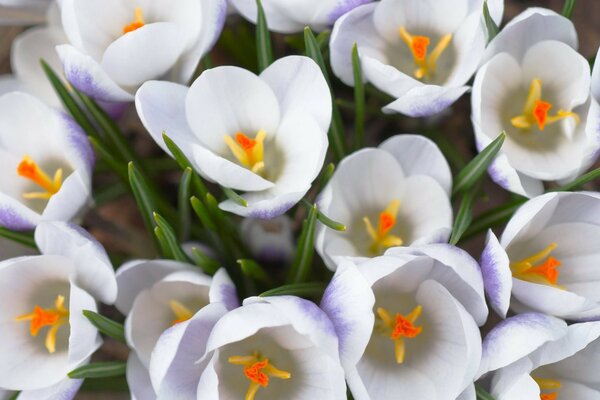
[[241, 215, 295, 264], [229, 0, 371, 34], [136, 56, 331, 219], [150, 295, 346, 400], [481, 192, 600, 321], [479, 313, 600, 399], [316, 134, 452, 270], [330, 0, 503, 117], [0, 221, 117, 396], [321, 245, 487, 400], [114, 260, 238, 400], [0, 92, 94, 231], [0, 0, 50, 25], [472, 8, 600, 197], [56, 0, 227, 103]]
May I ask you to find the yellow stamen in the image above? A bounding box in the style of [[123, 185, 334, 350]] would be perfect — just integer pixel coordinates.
[[228, 352, 291, 400], [224, 130, 266, 174], [15, 295, 69, 354], [17, 155, 63, 200], [363, 200, 403, 255], [535, 377, 561, 400], [376, 305, 423, 364], [511, 79, 580, 131], [123, 7, 145, 34], [511, 243, 562, 287], [399, 27, 452, 80], [169, 300, 194, 325]]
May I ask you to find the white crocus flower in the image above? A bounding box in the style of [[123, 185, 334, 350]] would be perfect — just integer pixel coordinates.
[[0, 0, 50, 25], [329, 0, 503, 117], [136, 56, 331, 219], [56, 0, 227, 103], [481, 192, 600, 321], [115, 260, 238, 400], [229, 0, 371, 34], [316, 134, 452, 270], [0, 221, 117, 398], [241, 215, 295, 264], [472, 8, 600, 197], [321, 246, 487, 400], [478, 313, 600, 399], [150, 295, 346, 400], [0, 92, 94, 231]]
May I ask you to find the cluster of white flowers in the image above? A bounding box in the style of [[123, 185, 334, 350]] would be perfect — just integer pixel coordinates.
[[1, 0, 600, 399]]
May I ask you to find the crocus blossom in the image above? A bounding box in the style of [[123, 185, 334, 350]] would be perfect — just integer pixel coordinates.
[[481, 192, 600, 321], [136, 55, 331, 218], [0, 91, 94, 231], [321, 245, 487, 400], [229, 0, 371, 34], [330, 0, 503, 117], [0, 221, 117, 398], [114, 260, 238, 400], [150, 295, 346, 399], [316, 134, 452, 270], [479, 313, 600, 399], [57, 0, 227, 103], [472, 8, 600, 197]]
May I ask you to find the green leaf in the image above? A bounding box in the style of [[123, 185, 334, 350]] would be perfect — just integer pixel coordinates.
[[352, 43, 365, 150], [475, 385, 496, 400], [128, 162, 158, 237], [163, 132, 209, 198], [460, 198, 526, 242], [304, 27, 346, 161], [238, 259, 274, 285], [8, 392, 20, 400], [287, 205, 318, 284], [483, 0, 499, 42], [0, 227, 36, 248], [153, 212, 189, 262], [316, 30, 331, 51], [452, 132, 506, 197], [319, 163, 336, 188], [68, 362, 127, 379], [190, 247, 221, 275], [222, 187, 248, 207], [178, 168, 193, 240], [449, 188, 478, 245], [301, 199, 346, 231], [255, 0, 273, 72], [553, 167, 600, 192], [82, 310, 125, 343], [260, 282, 327, 298], [89, 136, 128, 182], [562, 0, 576, 19], [191, 196, 217, 232]]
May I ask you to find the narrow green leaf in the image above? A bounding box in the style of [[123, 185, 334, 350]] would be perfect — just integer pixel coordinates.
[[68, 362, 127, 379], [352, 43, 365, 150], [301, 199, 346, 231], [191, 196, 217, 232], [94, 182, 128, 206], [128, 162, 158, 237], [319, 163, 335, 188], [80, 376, 128, 392], [453, 132, 506, 196], [316, 30, 331, 51], [8, 392, 20, 400], [82, 310, 125, 343], [89, 136, 128, 182], [163, 132, 209, 198], [260, 282, 327, 298], [460, 198, 526, 242], [178, 168, 193, 240], [475, 386, 496, 400], [255, 0, 273, 72], [304, 27, 346, 160], [288, 205, 318, 284], [153, 212, 189, 262], [191, 247, 221, 275], [0, 227, 36, 248], [222, 187, 248, 207], [449, 189, 478, 245], [553, 167, 600, 192], [483, 1, 499, 42], [562, 0, 576, 19], [238, 259, 275, 285], [154, 227, 173, 259]]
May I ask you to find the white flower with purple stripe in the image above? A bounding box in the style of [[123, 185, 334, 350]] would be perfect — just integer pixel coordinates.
[[329, 0, 503, 117], [56, 0, 227, 103], [481, 192, 600, 321], [321, 245, 487, 400], [136, 56, 331, 219], [0, 92, 94, 231]]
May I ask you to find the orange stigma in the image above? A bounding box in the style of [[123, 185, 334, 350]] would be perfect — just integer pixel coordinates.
[[17, 156, 63, 200], [541, 394, 558, 400], [363, 200, 403, 254], [377, 305, 423, 364], [229, 352, 291, 400], [535, 377, 561, 400], [169, 300, 193, 325], [16, 295, 69, 354], [399, 27, 452, 80], [511, 243, 562, 287], [224, 130, 266, 174], [123, 7, 145, 34]]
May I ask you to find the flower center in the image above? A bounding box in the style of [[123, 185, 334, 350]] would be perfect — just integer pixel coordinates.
[[169, 300, 194, 325], [17, 155, 63, 200], [224, 130, 266, 175], [511, 79, 580, 131], [228, 352, 291, 400], [535, 377, 561, 400], [511, 243, 562, 287], [376, 305, 423, 364], [123, 7, 145, 34], [399, 27, 452, 81], [363, 200, 403, 255], [15, 295, 69, 354]]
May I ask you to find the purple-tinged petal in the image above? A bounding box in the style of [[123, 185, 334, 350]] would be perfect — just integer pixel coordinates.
[[208, 268, 239, 310], [382, 85, 470, 117], [0, 193, 39, 230], [481, 230, 512, 318]]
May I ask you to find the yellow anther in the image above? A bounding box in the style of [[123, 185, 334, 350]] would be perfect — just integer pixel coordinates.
[[224, 130, 266, 175], [363, 200, 403, 255], [376, 305, 423, 364], [228, 352, 291, 400], [511, 243, 562, 287], [535, 377, 561, 400], [15, 295, 69, 354], [123, 7, 145, 34], [169, 300, 194, 325], [17, 155, 63, 200], [399, 27, 452, 81]]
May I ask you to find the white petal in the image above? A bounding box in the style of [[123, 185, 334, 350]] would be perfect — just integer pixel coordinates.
[[67, 282, 102, 374], [382, 84, 470, 117], [489, 358, 539, 400], [208, 268, 239, 310], [0, 192, 40, 230], [42, 170, 92, 224], [127, 352, 156, 400], [480, 230, 512, 318], [17, 377, 83, 400]]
